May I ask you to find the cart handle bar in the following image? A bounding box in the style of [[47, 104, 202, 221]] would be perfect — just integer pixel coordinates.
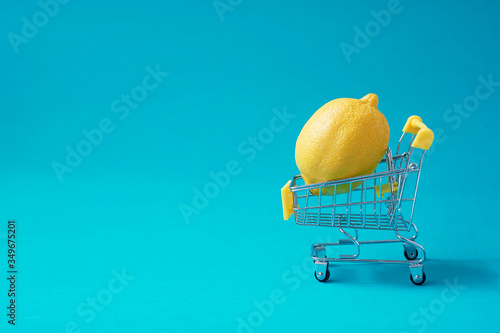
[[402, 116, 434, 150]]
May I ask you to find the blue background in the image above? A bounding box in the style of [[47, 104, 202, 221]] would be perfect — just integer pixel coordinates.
[[1, 0, 499, 332]]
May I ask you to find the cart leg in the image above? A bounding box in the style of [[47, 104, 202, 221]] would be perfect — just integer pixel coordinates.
[[313, 245, 330, 282], [338, 227, 360, 259], [409, 264, 426, 285], [315, 245, 326, 259]]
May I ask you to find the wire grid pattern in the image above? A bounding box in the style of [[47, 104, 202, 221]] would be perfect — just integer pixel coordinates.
[[291, 167, 419, 232]]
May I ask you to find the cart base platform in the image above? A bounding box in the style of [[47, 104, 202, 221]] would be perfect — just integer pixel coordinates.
[[311, 223, 426, 285]]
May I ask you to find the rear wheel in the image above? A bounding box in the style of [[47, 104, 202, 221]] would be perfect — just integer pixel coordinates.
[[404, 248, 418, 260], [410, 272, 426, 285]]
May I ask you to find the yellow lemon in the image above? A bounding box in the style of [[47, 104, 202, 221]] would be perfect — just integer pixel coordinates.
[[295, 93, 389, 195]]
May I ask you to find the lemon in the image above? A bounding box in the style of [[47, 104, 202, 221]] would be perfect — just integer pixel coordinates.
[[295, 93, 389, 195]]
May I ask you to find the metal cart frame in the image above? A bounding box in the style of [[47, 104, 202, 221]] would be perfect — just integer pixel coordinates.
[[281, 116, 434, 285]]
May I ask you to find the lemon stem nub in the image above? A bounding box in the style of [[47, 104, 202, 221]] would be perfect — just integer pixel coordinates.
[[361, 93, 378, 106]]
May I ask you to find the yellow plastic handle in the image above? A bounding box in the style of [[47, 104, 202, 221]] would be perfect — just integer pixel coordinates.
[[402, 116, 434, 150], [281, 180, 294, 220], [374, 182, 398, 198]]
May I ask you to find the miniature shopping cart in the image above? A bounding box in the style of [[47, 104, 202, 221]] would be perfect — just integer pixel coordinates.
[[281, 116, 434, 285]]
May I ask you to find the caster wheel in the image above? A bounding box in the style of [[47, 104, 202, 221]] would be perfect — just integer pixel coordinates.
[[404, 248, 418, 260], [315, 268, 330, 282], [410, 272, 426, 285]]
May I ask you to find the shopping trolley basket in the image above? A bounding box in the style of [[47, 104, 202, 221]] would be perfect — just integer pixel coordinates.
[[281, 116, 434, 285]]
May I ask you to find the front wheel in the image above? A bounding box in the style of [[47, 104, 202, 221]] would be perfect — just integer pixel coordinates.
[[315, 268, 330, 282]]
